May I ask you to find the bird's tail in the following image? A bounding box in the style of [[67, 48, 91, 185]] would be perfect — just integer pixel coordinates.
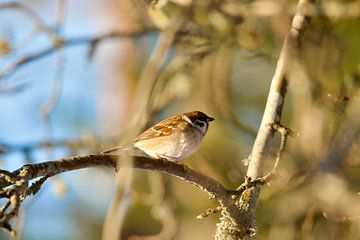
[[101, 145, 146, 157], [101, 145, 130, 154]]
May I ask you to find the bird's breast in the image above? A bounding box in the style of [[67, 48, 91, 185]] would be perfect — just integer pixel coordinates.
[[177, 129, 204, 159]]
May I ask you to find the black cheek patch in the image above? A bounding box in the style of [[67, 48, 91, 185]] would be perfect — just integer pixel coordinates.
[[195, 120, 205, 128]]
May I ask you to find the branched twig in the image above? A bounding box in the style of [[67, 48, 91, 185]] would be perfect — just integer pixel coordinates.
[[315, 70, 360, 172], [0, 28, 158, 81], [54, 0, 67, 30], [0, 139, 94, 154], [23, 175, 50, 198], [0, 170, 20, 184], [223, 0, 317, 238], [323, 212, 360, 223], [247, 0, 314, 179], [235, 123, 296, 191], [0, 168, 28, 236], [0, 1, 58, 38], [197, 206, 222, 219], [256, 122, 297, 183], [0, 154, 242, 235]]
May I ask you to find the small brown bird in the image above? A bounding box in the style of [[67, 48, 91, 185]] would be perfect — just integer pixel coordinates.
[[103, 111, 214, 161]]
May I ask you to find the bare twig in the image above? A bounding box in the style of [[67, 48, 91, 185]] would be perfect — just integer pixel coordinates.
[[223, 0, 316, 238], [0, 138, 96, 154], [255, 122, 296, 183], [317, 98, 360, 172], [133, 19, 184, 127], [207, 47, 257, 136], [39, 50, 65, 148], [38, 0, 67, 123], [323, 211, 360, 223], [221, 1, 359, 18], [129, 174, 178, 239], [0, 28, 158, 81], [197, 206, 222, 219], [247, 0, 315, 179], [0, 154, 241, 235], [148, 174, 178, 239], [54, 0, 67, 30], [0, 1, 57, 38]]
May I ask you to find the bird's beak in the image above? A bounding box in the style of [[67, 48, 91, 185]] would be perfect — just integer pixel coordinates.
[[207, 116, 215, 122]]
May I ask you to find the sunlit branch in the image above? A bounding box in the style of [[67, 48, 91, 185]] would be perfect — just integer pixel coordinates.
[[0, 154, 242, 235], [221, 0, 316, 238]]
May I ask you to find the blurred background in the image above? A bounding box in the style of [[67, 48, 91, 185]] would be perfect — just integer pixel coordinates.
[[0, 0, 360, 239]]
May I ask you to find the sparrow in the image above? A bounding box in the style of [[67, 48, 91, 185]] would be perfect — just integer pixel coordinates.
[[102, 111, 214, 161]]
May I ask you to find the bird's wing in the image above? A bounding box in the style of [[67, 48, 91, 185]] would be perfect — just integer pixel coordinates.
[[135, 115, 184, 141]]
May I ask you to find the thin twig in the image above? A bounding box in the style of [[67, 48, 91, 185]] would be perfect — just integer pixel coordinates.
[[0, 2, 57, 38], [0, 138, 97, 154], [197, 206, 222, 219], [254, 122, 296, 183], [54, 0, 67, 30], [323, 211, 360, 223], [0, 28, 158, 81]]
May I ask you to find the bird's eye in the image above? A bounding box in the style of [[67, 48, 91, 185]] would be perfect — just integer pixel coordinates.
[[195, 120, 205, 127]]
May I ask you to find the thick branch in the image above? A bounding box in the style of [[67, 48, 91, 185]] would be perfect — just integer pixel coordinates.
[[0, 154, 245, 234], [247, 0, 314, 179], [228, 0, 316, 238], [1, 155, 227, 196]]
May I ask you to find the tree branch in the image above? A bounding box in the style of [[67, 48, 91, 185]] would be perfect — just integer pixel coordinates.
[[247, 0, 315, 179], [0, 1, 57, 38], [218, 0, 316, 238], [0, 28, 158, 81], [0, 154, 242, 235]]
